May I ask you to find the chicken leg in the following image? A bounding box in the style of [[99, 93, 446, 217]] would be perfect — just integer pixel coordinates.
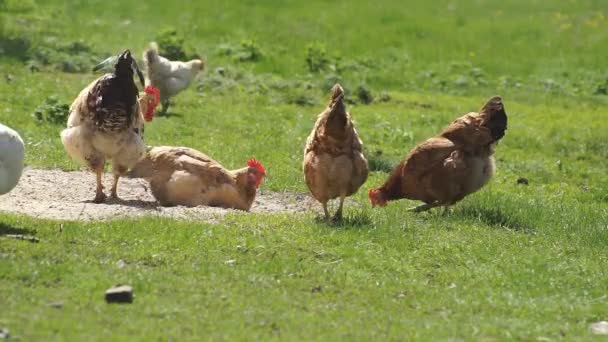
[[94, 168, 106, 203], [160, 99, 170, 115], [322, 202, 330, 221], [332, 194, 346, 222], [110, 174, 120, 200]]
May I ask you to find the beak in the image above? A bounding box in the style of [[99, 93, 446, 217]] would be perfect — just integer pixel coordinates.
[[131, 58, 146, 88], [92, 55, 118, 72]]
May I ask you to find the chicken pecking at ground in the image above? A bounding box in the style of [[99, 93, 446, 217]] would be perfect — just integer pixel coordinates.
[[129, 146, 266, 210], [143, 42, 204, 114], [368, 96, 508, 212], [0, 123, 25, 195], [61, 50, 160, 203], [303, 84, 369, 221]]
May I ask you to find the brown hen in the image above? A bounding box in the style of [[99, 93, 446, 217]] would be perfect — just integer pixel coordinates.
[[129, 146, 265, 211], [369, 96, 507, 212], [303, 84, 369, 221]]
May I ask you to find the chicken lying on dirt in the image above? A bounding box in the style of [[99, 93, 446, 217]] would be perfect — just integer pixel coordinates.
[[143, 42, 204, 114], [303, 84, 369, 221], [368, 96, 508, 212], [61, 50, 159, 203], [129, 146, 266, 211]]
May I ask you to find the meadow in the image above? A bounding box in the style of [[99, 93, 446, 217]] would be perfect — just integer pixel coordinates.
[[1, 0, 608, 340]]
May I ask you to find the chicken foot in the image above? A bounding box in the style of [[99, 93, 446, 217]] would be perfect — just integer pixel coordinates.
[[93, 168, 106, 203], [408, 201, 443, 213], [441, 206, 453, 216]]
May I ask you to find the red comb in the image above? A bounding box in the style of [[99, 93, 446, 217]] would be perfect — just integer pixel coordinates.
[[145, 86, 161, 103], [143, 86, 160, 122], [247, 159, 265, 174]]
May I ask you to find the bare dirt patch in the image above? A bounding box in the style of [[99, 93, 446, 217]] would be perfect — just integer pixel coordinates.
[[0, 168, 317, 222]]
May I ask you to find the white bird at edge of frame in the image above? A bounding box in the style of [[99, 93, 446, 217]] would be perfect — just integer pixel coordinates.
[[0, 123, 25, 195]]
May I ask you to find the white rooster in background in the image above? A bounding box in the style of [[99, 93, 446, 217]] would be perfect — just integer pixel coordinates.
[[0, 123, 25, 195], [143, 42, 204, 114]]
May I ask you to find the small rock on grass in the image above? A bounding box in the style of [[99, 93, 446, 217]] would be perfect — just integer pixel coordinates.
[[48, 301, 64, 309], [516, 177, 529, 185], [590, 321, 608, 335], [105, 285, 134, 304]]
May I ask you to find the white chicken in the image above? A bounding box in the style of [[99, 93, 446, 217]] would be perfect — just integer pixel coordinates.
[[143, 42, 204, 114], [0, 123, 25, 195]]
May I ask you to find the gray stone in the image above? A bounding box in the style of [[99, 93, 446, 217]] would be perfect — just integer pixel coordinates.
[[590, 321, 608, 335], [49, 301, 64, 309], [104, 285, 133, 304]]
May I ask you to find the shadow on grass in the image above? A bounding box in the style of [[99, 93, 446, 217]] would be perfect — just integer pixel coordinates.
[[314, 210, 373, 228], [156, 111, 184, 119], [0, 222, 39, 242], [0, 223, 37, 236], [454, 205, 535, 233], [0, 35, 31, 61], [82, 198, 160, 209]]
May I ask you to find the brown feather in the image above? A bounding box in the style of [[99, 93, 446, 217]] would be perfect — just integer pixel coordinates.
[[303, 84, 369, 217], [129, 146, 261, 210], [479, 96, 508, 141], [369, 96, 507, 209]]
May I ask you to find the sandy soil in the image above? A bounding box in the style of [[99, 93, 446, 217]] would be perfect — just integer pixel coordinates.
[[0, 168, 317, 222]]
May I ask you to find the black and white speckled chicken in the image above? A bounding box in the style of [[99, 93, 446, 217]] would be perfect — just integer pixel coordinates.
[[61, 50, 159, 203]]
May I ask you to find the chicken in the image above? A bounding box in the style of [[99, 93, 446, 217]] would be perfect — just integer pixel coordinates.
[[143, 42, 204, 114], [0, 123, 25, 195], [129, 146, 266, 210], [368, 96, 508, 212], [303, 84, 369, 221], [60, 50, 159, 203]]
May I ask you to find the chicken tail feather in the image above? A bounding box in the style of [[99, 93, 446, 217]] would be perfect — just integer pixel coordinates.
[[480, 96, 503, 114], [144, 42, 160, 66], [480, 96, 508, 142], [330, 83, 345, 109], [324, 84, 348, 138]]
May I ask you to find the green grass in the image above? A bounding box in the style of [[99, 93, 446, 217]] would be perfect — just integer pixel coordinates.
[[1, 0, 608, 340]]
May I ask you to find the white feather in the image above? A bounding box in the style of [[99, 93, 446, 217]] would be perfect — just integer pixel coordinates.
[[0, 123, 25, 195], [143, 42, 204, 101]]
